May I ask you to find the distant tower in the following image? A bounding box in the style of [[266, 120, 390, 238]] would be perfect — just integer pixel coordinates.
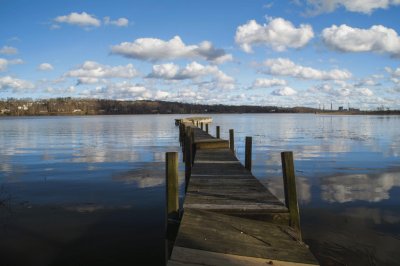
[[331, 102, 333, 111]]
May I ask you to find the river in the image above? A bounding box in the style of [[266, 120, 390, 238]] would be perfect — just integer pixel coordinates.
[[0, 114, 399, 265]]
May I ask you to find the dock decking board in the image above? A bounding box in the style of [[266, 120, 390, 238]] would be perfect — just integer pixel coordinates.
[[172, 209, 317, 264], [168, 121, 319, 265]]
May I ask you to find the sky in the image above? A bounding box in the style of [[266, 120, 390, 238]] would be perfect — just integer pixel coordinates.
[[1, 0, 400, 110]]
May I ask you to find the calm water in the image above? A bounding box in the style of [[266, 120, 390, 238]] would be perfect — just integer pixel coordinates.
[[1, 114, 399, 265]]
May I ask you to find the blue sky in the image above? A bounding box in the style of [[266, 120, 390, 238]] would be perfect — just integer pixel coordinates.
[[1, 0, 400, 110]]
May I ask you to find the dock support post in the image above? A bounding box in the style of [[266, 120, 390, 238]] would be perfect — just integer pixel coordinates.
[[216, 126, 220, 139], [182, 125, 186, 162], [201, 122, 204, 130], [245, 136, 252, 171], [190, 128, 195, 165], [166, 151, 180, 261], [229, 129, 235, 153], [185, 128, 193, 192], [166, 152, 179, 218], [179, 124, 184, 146], [205, 123, 209, 133], [281, 151, 302, 241]]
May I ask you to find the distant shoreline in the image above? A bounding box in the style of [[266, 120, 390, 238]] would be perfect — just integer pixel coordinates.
[[1, 98, 399, 116]]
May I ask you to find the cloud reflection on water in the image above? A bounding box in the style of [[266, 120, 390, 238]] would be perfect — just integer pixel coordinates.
[[321, 171, 400, 203]]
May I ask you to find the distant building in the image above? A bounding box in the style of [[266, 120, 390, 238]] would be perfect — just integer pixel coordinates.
[[17, 105, 29, 110], [338, 106, 344, 111]]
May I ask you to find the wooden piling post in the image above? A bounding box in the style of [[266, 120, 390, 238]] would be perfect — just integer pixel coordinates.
[[201, 122, 204, 130], [245, 136, 252, 171], [229, 129, 235, 153], [216, 126, 220, 139], [205, 123, 209, 133], [185, 128, 193, 192], [179, 124, 184, 146], [190, 128, 195, 165], [196, 121, 199, 127], [281, 151, 302, 240], [166, 152, 179, 218], [182, 125, 187, 162]]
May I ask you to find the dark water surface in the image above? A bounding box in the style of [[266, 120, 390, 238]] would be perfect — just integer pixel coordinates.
[[1, 114, 399, 265]]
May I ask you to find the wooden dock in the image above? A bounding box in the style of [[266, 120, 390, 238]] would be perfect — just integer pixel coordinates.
[[167, 119, 319, 266]]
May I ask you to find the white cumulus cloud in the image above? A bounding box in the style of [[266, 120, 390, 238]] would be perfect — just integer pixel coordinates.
[[147, 61, 234, 85], [263, 58, 352, 80], [154, 90, 170, 100], [54, 12, 101, 27], [111, 36, 233, 64], [359, 88, 374, 96], [65, 61, 139, 84], [322, 24, 400, 57], [104, 17, 129, 27], [271, 86, 298, 96], [0, 76, 34, 91], [235, 17, 314, 52], [252, 78, 287, 88], [0, 46, 18, 55], [38, 63, 54, 71], [305, 0, 400, 15]]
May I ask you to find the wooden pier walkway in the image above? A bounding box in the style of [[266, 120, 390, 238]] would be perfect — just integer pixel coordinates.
[[167, 118, 319, 266]]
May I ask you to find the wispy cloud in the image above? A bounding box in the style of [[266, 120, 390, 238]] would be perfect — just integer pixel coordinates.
[[304, 0, 400, 16], [0, 46, 18, 55], [251, 78, 288, 88], [0, 58, 24, 71], [104, 17, 129, 27]]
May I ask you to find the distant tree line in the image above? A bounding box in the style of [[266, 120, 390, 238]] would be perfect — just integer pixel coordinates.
[[0, 98, 312, 116], [0, 98, 399, 116]]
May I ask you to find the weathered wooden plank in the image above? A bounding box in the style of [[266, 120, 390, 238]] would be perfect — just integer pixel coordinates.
[[183, 203, 287, 212], [180, 117, 212, 125], [194, 153, 239, 160], [195, 139, 230, 150], [183, 197, 282, 206], [189, 178, 262, 184], [169, 247, 319, 266], [190, 174, 254, 179], [191, 166, 251, 176], [173, 209, 318, 264]]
